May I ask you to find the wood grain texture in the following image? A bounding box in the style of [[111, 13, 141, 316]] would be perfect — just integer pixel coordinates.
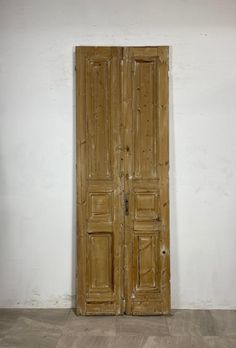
[[76, 47, 123, 315], [76, 46, 170, 315], [123, 47, 170, 315]]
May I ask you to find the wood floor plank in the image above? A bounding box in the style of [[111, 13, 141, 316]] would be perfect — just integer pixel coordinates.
[[210, 310, 236, 337], [167, 310, 217, 336], [116, 315, 169, 336], [169, 336, 232, 348], [62, 312, 116, 336], [0, 308, 70, 326], [1, 316, 61, 348], [227, 337, 236, 348], [204, 336, 234, 348], [56, 335, 115, 348], [115, 335, 149, 348], [115, 336, 174, 348]]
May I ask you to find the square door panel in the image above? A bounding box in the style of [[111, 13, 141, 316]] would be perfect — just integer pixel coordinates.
[[135, 193, 158, 220], [89, 193, 112, 221]]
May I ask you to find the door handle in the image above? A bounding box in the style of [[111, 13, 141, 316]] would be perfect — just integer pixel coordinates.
[[124, 194, 129, 216]]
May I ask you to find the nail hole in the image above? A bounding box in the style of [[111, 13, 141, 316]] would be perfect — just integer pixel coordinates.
[[162, 250, 166, 255]]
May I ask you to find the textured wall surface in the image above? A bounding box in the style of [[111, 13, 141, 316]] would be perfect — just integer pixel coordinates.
[[0, 0, 236, 309]]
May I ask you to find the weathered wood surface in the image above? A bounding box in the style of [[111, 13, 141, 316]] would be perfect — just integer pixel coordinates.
[[76, 47, 123, 315], [76, 46, 170, 315]]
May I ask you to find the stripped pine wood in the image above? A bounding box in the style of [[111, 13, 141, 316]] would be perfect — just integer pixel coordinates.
[[76, 47, 123, 315], [123, 47, 170, 315], [76, 46, 170, 315]]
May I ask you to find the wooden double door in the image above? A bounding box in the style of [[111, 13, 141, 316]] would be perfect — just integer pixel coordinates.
[[76, 47, 170, 315]]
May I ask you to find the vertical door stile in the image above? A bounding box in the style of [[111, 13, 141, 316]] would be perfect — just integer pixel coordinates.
[[123, 47, 132, 314], [120, 47, 126, 314], [76, 47, 86, 315], [157, 46, 170, 313]]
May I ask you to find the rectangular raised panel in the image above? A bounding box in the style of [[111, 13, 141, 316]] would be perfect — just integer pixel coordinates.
[[132, 300, 163, 315], [134, 221, 161, 231], [88, 234, 113, 292], [135, 193, 158, 220], [86, 59, 112, 179], [87, 222, 113, 233], [135, 235, 158, 290], [89, 193, 112, 221], [133, 59, 158, 178]]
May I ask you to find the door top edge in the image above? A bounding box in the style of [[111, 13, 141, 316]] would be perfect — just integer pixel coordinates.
[[75, 45, 169, 48]]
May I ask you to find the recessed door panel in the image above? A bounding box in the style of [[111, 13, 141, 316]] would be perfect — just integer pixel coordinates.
[[134, 234, 159, 290], [133, 59, 158, 178], [86, 58, 112, 179], [88, 233, 113, 292]]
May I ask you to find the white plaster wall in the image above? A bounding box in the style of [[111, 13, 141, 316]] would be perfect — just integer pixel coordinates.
[[0, 0, 236, 309]]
